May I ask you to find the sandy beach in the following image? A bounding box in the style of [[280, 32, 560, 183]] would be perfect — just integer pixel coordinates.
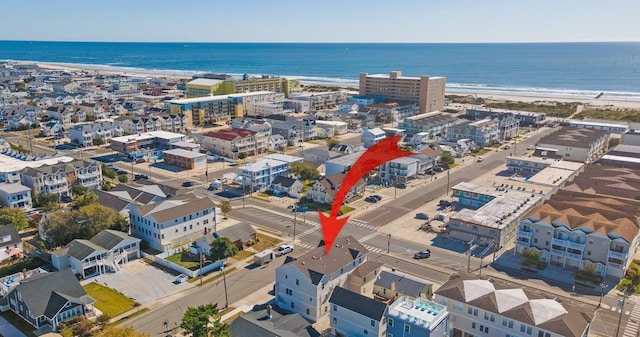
[[30, 61, 640, 110]]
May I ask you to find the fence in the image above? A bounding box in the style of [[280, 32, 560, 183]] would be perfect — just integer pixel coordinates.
[[141, 252, 225, 278]]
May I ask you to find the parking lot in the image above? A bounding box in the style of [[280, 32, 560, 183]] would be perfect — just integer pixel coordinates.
[[80, 259, 194, 304]]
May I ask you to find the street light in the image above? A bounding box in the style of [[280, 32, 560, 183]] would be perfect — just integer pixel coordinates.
[[293, 203, 298, 240], [615, 293, 629, 337], [220, 265, 229, 310]]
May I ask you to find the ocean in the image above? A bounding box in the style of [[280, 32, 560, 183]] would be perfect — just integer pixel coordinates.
[[1, 41, 640, 100]]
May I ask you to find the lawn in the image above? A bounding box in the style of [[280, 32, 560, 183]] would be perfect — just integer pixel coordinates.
[[0, 310, 37, 337], [233, 250, 255, 260], [0, 258, 48, 278], [165, 251, 212, 270], [252, 233, 283, 251], [475, 148, 492, 156], [83, 283, 137, 317]]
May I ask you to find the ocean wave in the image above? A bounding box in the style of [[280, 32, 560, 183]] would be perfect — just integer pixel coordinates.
[[447, 83, 640, 101]]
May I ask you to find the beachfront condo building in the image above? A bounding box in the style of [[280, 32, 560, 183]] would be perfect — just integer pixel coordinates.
[[185, 75, 300, 98], [359, 71, 446, 113]]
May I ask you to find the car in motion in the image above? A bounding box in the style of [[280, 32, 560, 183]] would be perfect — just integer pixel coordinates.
[[476, 156, 484, 162], [276, 244, 294, 256], [182, 181, 194, 187], [413, 249, 431, 259]]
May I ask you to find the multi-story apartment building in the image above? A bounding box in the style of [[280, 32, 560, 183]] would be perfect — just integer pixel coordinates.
[[168, 91, 283, 126], [361, 128, 387, 149], [110, 131, 187, 158], [329, 286, 388, 337], [506, 155, 585, 176], [47, 105, 86, 125], [447, 119, 500, 148], [269, 119, 318, 144], [567, 120, 630, 134], [185, 76, 299, 98], [386, 297, 448, 337], [377, 157, 419, 185], [236, 154, 303, 192], [436, 273, 594, 337], [130, 194, 219, 252], [20, 159, 102, 197], [515, 190, 640, 279], [398, 111, 459, 138], [155, 114, 188, 133], [536, 127, 609, 163], [466, 108, 547, 127], [325, 151, 365, 177], [202, 128, 268, 160], [0, 183, 32, 210], [69, 120, 124, 147], [359, 71, 446, 113], [307, 173, 366, 204], [274, 236, 368, 322], [449, 182, 544, 248], [288, 91, 350, 111]]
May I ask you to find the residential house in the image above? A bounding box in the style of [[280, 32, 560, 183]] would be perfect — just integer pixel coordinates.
[[346, 261, 383, 295], [515, 189, 640, 279], [0, 225, 23, 263], [466, 107, 546, 126], [202, 128, 268, 160], [297, 148, 344, 166], [536, 127, 609, 163], [386, 296, 448, 337], [0, 183, 32, 210], [94, 183, 166, 216], [129, 193, 219, 252], [269, 119, 318, 145], [377, 157, 419, 185], [20, 159, 103, 197], [324, 151, 365, 177], [274, 235, 368, 321], [447, 119, 500, 148], [269, 176, 303, 198], [51, 230, 141, 279], [7, 270, 96, 331], [47, 105, 86, 125], [230, 304, 321, 337], [436, 273, 594, 337], [307, 172, 366, 204], [398, 111, 459, 138], [51, 80, 79, 93], [237, 154, 303, 192], [269, 134, 287, 151], [373, 270, 433, 303], [361, 128, 387, 149], [214, 222, 257, 250], [329, 286, 388, 337], [315, 121, 348, 138], [69, 120, 124, 147], [78, 102, 108, 120], [39, 121, 65, 138]]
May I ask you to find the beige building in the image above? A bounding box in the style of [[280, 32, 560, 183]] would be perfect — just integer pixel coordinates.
[[359, 71, 446, 113], [202, 128, 268, 159]]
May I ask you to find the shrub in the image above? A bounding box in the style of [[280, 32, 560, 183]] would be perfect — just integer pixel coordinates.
[[57, 315, 86, 330]]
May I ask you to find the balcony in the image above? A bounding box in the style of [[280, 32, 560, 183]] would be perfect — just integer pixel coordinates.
[[517, 230, 533, 239], [608, 250, 628, 261], [565, 240, 586, 250], [565, 251, 583, 260], [607, 261, 625, 270], [551, 237, 569, 247], [550, 247, 566, 257], [516, 240, 529, 248]]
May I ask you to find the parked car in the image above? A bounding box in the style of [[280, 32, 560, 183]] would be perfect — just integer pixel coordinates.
[[413, 249, 431, 259], [365, 196, 379, 203], [395, 182, 407, 189], [134, 174, 149, 181], [434, 166, 445, 172], [476, 156, 484, 162], [439, 200, 452, 207], [371, 195, 382, 201], [415, 212, 430, 220], [61, 196, 73, 203], [426, 170, 436, 175], [182, 181, 194, 187], [527, 145, 534, 150], [291, 205, 309, 212], [115, 169, 128, 175], [503, 144, 511, 150], [275, 244, 294, 256]]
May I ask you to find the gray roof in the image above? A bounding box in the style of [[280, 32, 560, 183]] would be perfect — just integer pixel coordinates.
[[11, 270, 94, 319], [271, 176, 298, 188], [67, 239, 107, 260], [89, 229, 139, 250], [0, 183, 30, 194], [230, 304, 320, 337], [329, 286, 388, 320], [538, 126, 609, 148], [214, 222, 256, 243], [135, 193, 217, 223], [0, 225, 21, 248], [374, 270, 431, 298], [94, 189, 131, 212]]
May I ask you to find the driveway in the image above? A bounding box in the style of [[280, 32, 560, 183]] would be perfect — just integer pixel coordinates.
[[0, 314, 26, 337], [81, 259, 194, 304]]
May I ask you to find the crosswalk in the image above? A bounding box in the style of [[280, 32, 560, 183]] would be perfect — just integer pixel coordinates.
[[622, 300, 639, 337], [295, 240, 383, 253], [295, 219, 379, 239]]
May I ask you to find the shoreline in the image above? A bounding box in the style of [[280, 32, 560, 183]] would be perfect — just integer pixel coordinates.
[[17, 60, 640, 110]]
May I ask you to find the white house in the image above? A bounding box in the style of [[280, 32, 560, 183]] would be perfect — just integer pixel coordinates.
[[0, 183, 32, 210], [0, 225, 23, 263], [269, 176, 303, 198], [274, 236, 368, 322], [307, 173, 366, 204], [237, 154, 303, 192], [536, 127, 609, 163], [361, 128, 387, 149], [329, 286, 388, 337]]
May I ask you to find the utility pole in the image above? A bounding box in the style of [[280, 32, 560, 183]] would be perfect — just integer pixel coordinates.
[[221, 265, 229, 310], [387, 233, 391, 253], [615, 294, 628, 337], [446, 170, 450, 196], [293, 204, 297, 240], [199, 252, 204, 287]]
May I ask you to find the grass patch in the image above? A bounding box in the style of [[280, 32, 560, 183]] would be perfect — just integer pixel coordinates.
[[256, 227, 285, 238], [114, 307, 150, 324], [61, 327, 73, 337], [0, 258, 48, 278], [252, 196, 272, 203], [475, 148, 492, 156], [485, 100, 580, 118], [0, 310, 37, 337], [252, 233, 283, 251], [302, 180, 315, 193], [577, 108, 640, 122], [83, 283, 136, 317], [213, 306, 235, 320], [165, 251, 213, 270], [233, 250, 255, 260], [449, 163, 459, 169]]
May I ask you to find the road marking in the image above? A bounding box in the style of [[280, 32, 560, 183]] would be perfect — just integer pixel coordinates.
[[360, 232, 380, 243]]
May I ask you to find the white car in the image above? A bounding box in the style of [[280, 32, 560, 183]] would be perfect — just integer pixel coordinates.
[[476, 156, 484, 162], [527, 145, 534, 150], [276, 244, 294, 256]]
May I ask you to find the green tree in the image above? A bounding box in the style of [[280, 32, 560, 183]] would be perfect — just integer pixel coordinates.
[[102, 164, 116, 179], [326, 138, 339, 149], [439, 151, 455, 166], [72, 320, 94, 337], [117, 174, 128, 183], [103, 181, 114, 191], [75, 191, 98, 207], [42, 204, 127, 248], [209, 319, 231, 337], [209, 237, 238, 262], [289, 162, 319, 181], [219, 200, 232, 218], [181, 303, 220, 337], [72, 184, 89, 196], [26, 100, 37, 106], [97, 326, 150, 337], [93, 137, 105, 146], [0, 208, 29, 231], [35, 193, 61, 211], [237, 152, 248, 161]]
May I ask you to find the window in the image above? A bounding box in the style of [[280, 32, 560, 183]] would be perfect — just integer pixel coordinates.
[[490, 314, 495, 322], [333, 304, 337, 311], [521, 325, 526, 333], [333, 317, 337, 324], [296, 279, 299, 286], [502, 319, 507, 327], [473, 308, 478, 316], [527, 327, 532, 335], [472, 322, 476, 329], [310, 297, 312, 302], [291, 302, 295, 309], [404, 325, 410, 333], [508, 320, 513, 328], [204, 219, 209, 225], [388, 318, 393, 327], [587, 250, 591, 256], [538, 332, 544, 337], [371, 319, 375, 326], [306, 309, 309, 315]]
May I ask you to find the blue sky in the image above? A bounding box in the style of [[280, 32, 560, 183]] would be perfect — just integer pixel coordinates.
[[2, 0, 639, 43]]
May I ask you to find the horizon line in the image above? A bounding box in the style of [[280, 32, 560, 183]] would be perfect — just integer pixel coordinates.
[[1, 39, 640, 44]]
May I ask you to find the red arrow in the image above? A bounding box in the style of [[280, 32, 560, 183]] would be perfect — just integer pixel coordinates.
[[318, 136, 416, 254]]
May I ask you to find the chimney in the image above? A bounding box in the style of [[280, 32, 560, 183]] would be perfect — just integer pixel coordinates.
[[390, 281, 396, 296]]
